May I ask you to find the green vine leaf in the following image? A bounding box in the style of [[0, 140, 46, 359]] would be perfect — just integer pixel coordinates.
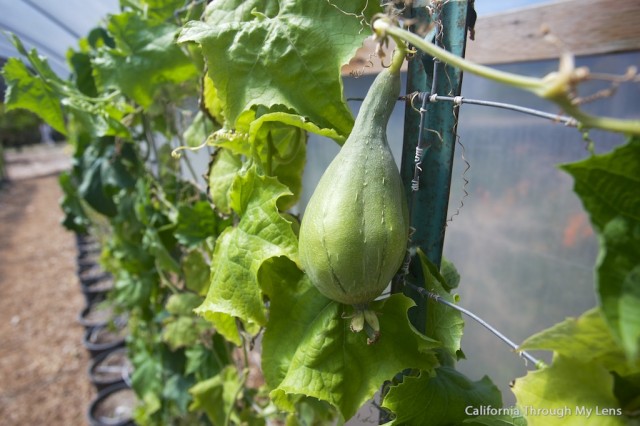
[[1, 57, 66, 134], [462, 414, 527, 426], [189, 366, 244, 426], [597, 217, 640, 362], [174, 200, 222, 247], [418, 251, 465, 360], [381, 367, 503, 426], [261, 257, 439, 421], [120, 0, 187, 23], [163, 316, 208, 351], [93, 12, 199, 108], [208, 148, 243, 215], [183, 249, 211, 296], [512, 355, 625, 426], [247, 111, 344, 144], [178, 0, 381, 137], [195, 165, 299, 342], [203, 74, 225, 126], [183, 110, 217, 148], [561, 138, 640, 360], [208, 111, 310, 210], [520, 307, 639, 375]]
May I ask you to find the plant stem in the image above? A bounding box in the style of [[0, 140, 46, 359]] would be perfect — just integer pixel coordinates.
[[376, 19, 542, 91], [373, 18, 640, 135], [559, 100, 640, 135]]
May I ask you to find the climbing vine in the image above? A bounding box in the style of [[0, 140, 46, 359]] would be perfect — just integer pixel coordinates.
[[2, 1, 638, 425]]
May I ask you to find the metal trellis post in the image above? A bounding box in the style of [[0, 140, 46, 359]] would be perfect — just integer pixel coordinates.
[[398, 0, 470, 333]]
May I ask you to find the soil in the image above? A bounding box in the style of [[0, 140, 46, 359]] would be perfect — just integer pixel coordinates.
[[0, 145, 94, 424]]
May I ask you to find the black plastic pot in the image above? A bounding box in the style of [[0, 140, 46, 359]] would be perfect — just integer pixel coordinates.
[[78, 302, 115, 329], [78, 262, 110, 283], [77, 259, 98, 274], [83, 321, 127, 359], [88, 382, 136, 426], [78, 244, 101, 259], [75, 232, 93, 247], [81, 276, 115, 305], [88, 348, 132, 392]]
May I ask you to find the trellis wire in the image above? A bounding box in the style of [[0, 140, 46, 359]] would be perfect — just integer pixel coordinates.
[[348, 94, 579, 127], [404, 282, 544, 368], [414, 93, 579, 127]]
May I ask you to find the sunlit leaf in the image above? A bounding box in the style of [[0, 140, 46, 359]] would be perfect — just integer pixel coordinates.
[[93, 12, 198, 107], [1, 58, 66, 133], [166, 293, 204, 316], [178, 0, 381, 137], [261, 257, 439, 420], [520, 307, 639, 375], [183, 110, 217, 148], [462, 414, 527, 426], [174, 201, 220, 247], [512, 355, 624, 426], [195, 166, 299, 340], [183, 249, 211, 296], [418, 251, 465, 360], [189, 366, 243, 425], [208, 148, 243, 215], [561, 138, 640, 360]]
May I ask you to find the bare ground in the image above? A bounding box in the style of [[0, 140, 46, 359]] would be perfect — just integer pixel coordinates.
[[0, 145, 93, 425]]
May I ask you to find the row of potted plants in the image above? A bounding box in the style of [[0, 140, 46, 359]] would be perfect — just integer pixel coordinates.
[[75, 233, 135, 426]]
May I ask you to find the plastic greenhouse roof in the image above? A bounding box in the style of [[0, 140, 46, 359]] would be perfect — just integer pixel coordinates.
[[0, 0, 119, 77]]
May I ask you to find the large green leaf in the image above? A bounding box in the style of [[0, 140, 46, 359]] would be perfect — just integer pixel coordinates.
[[214, 111, 311, 210], [121, 0, 187, 23], [597, 216, 640, 361], [208, 148, 243, 215], [261, 257, 439, 420], [183, 249, 211, 296], [178, 0, 380, 137], [189, 366, 244, 426], [183, 110, 217, 148], [418, 251, 465, 360], [561, 139, 640, 360], [68, 51, 99, 97], [1, 58, 66, 133], [163, 374, 194, 414], [560, 139, 640, 230], [195, 165, 299, 341], [381, 367, 503, 426], [93, 12, 199, 107], [163, 316, 208, 351], [166, 293, 204, 315], [520, 307, 639, 375], [512, 355, 624, 426], [4, 34, 129, 139], [462, 414, 527, 426], [174, 201, 221, 247]]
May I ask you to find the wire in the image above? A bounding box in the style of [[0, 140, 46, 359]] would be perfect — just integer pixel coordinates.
[[404, 282, 544, 368], [425, 94, 579, 127]]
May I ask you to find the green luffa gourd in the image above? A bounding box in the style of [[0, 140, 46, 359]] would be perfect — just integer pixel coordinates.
[[299, 65, 409, 309]]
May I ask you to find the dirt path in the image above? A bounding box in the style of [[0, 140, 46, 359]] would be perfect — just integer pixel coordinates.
[[0, 147, 93, 424]]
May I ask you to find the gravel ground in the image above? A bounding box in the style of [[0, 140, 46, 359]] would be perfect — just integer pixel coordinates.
[[0, 145, 93, 425]]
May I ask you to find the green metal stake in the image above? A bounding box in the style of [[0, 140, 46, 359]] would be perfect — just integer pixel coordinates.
[[398, 1, 470, 333]]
